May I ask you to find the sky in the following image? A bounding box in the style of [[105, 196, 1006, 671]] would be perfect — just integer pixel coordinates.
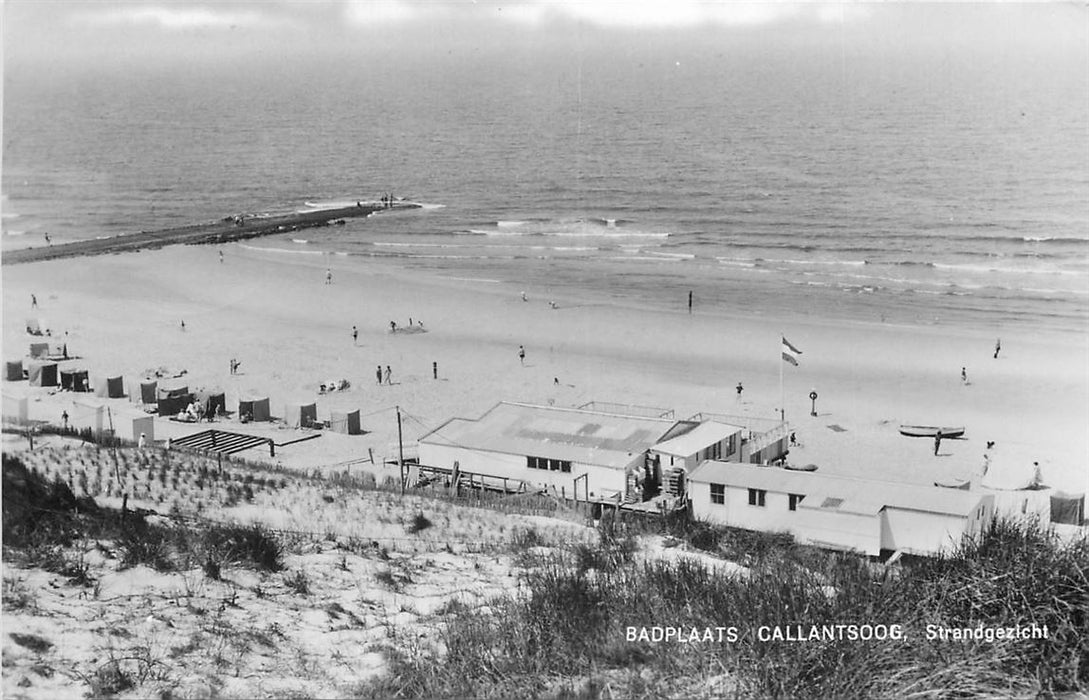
[[3, 1, 1086, 75]]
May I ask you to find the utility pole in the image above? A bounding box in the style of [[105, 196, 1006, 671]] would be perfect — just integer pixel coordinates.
[[396, 405, 405, 496]]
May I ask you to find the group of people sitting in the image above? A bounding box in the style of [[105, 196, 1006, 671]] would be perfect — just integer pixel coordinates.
[[319, 378, 351, 394], [175, 398, 219, 423]]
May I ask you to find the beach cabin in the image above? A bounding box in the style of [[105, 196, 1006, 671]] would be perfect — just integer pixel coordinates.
[[156, 383, 191, 417], [133, 416, 155, 443], [330, 409, 362, 435], [284, 402, 318, 429], [94, 375, 125, 399], [60, 368, 90, 392], [2, 393, 29, 424], [5, 360, 24, 382], [71, 397, 106, 435], [136, 380, 157, 405], [649, 421, 743, 496], [418, 402, 687, 502], [239, 395, 271, 422], [688, 462, 994, 557], [27, 360, 58, 387], [196, 389, 227, 418]]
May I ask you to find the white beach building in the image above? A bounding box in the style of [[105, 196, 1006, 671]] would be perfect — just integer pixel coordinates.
[[418, 402, 730, 503], [688, 461, 995, 557]]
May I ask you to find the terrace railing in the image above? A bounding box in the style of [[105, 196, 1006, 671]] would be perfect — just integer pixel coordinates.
[[577, 401, 675, 419]]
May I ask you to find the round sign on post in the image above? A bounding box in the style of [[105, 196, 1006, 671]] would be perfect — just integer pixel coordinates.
[[809, 390, 818, 417]]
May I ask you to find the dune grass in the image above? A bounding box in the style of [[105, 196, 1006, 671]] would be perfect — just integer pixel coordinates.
[[360, 513, 1088, 699]]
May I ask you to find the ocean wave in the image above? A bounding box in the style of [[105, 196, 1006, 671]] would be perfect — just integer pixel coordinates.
[[644, 251, 695, 260], [477, 228, 669, 239], [238, 243, 324, 256], [931, 261, 1084, 276], [609, 255, 685, 262], [716, 257, 757, 268], [867, 260, 935, 268]]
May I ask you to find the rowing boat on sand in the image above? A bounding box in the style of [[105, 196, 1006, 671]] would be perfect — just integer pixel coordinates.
[[899, 425, 965, 439]]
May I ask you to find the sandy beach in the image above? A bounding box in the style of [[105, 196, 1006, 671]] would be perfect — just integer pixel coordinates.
[[4, 240, 1086, 494]]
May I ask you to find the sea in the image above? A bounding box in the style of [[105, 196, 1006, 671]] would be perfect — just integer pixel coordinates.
[[4, 28, 1087, 334]]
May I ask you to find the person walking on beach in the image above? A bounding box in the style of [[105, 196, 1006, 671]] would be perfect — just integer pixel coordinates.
[[994, 338, 1001, 359], [352, 326, 358, 345], [61, 410, 69, 431], [138, 432, 147, 449], [44, 232, 51, 246], [521, 291, 528, 302], [688, 290, 693, 314], [961, 366, 968, 385], [736, 382, 744, 401], [219, 250, 224, 264], [325, 268, 333, 285], [934, 429, 943, 456], [376, 365, 383, 385], [518, 345, 526, 366], [180, 320, 186, 331], [384, 365, 392, 385], [30, 294, 37, 309]]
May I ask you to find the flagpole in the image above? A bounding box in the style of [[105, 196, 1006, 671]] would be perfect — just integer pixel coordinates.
[[779, 332, 785, 422]]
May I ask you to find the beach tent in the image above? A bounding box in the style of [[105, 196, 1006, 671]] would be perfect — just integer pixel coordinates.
[[158, 382, 189, 399], [27, 361, 58, 387], [284, 402, 318, 428], [238, 396, 270, 422], [28, 342, 50, 359], [138, 380, 157, 405], [60, 368, 90, 392], [195, 389, 226, 418], [5, 360, 24, 382], [133, 416, 155, 443], [95, 375, 125, 399], [71, 397, 105, 434], [157, 393, 192, 418], [2, 394, 29, 424], [330, 409, 362, 435], [1050, 492, 1085, 525]]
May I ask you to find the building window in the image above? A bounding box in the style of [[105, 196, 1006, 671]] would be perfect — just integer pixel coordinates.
[[788, 494, 804, 511], [526, 456, 570, 472], [710, 483, 725, 505], [748, 488, 766, 507], [707, 442, 722, 461]]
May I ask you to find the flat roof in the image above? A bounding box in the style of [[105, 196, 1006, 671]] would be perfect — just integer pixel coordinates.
[[419, 402, 679, 469], [652, 421, 742, 457], [689, 461, 988, 517]]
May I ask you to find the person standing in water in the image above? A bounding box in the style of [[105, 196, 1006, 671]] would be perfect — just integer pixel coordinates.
[[994, 338, 1001, 359]]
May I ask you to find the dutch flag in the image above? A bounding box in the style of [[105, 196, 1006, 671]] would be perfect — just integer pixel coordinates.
[[782, 336, 803, 366]]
